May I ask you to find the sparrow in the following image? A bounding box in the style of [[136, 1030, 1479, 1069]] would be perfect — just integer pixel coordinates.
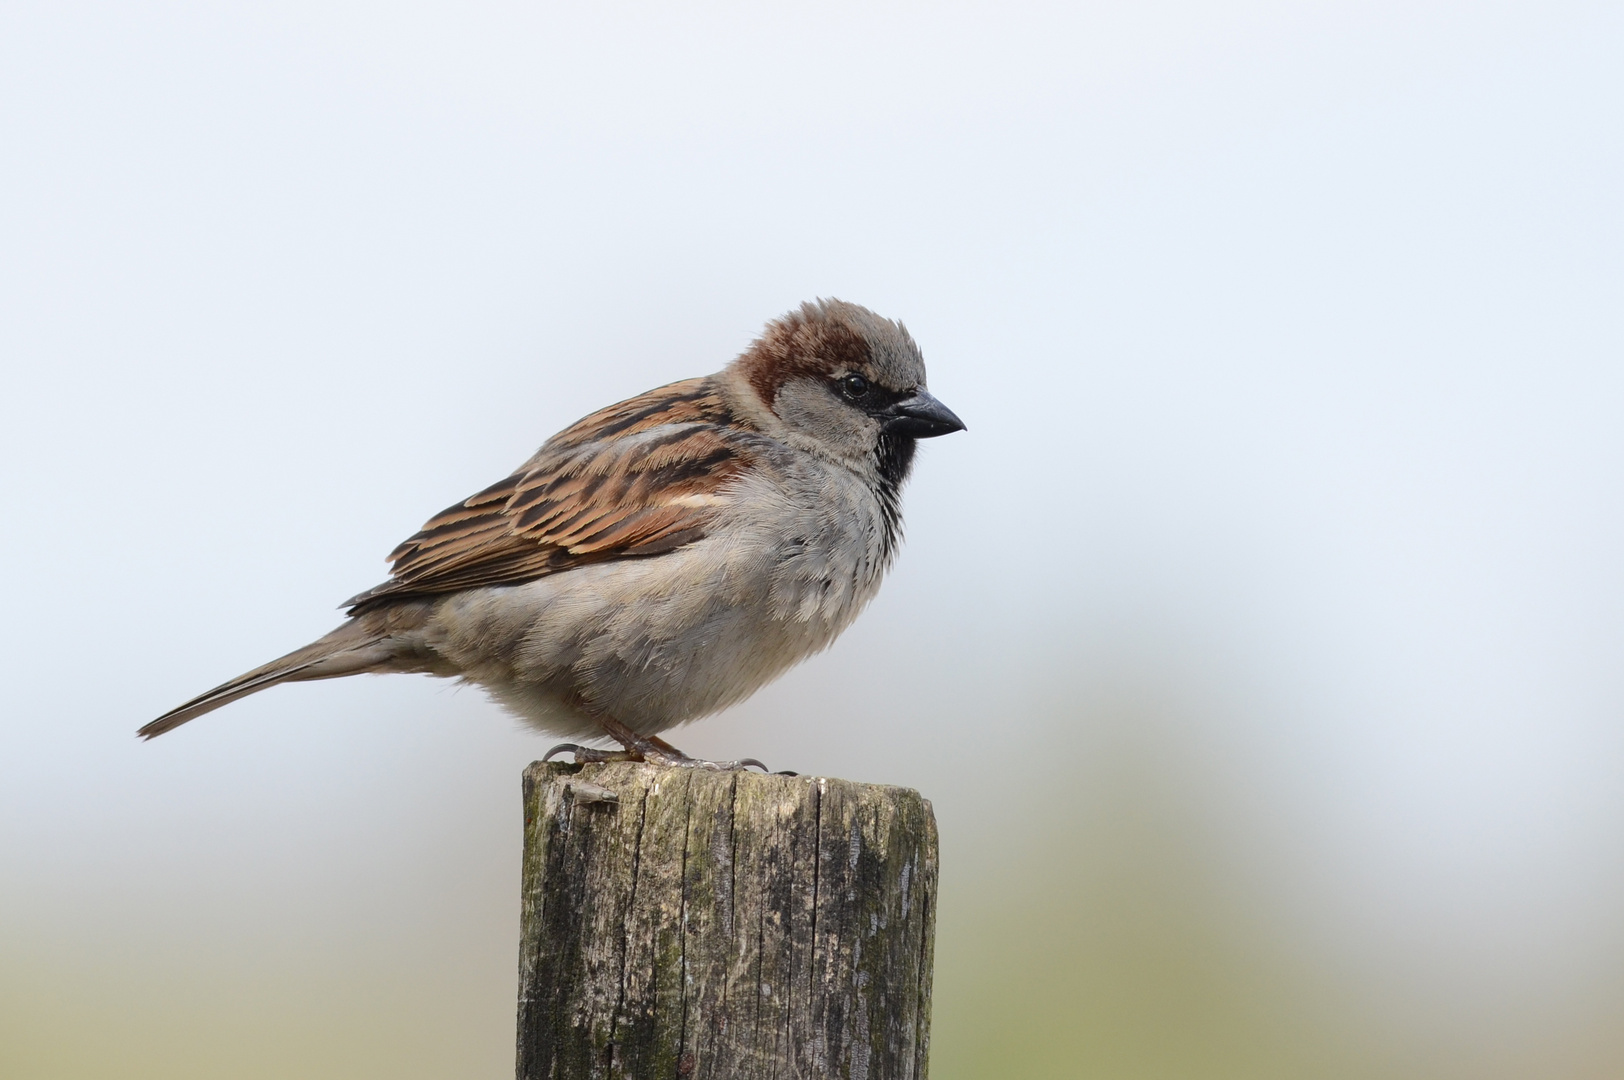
[[139, 299, 964, 768]]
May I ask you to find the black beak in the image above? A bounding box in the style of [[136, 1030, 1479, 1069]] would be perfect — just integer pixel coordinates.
[[882, 389, 966, 439]]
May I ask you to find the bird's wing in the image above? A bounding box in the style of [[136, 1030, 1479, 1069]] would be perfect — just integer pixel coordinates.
[[343, 378, 756, 610]]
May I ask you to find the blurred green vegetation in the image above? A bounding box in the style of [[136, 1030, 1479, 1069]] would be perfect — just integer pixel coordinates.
[[930, 711, 1371, 1080], [926, 682, 1624, 1080], [7, 703, 1624, 1079]]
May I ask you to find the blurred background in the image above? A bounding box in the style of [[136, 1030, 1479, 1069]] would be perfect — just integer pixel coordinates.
[[2, 1, 1621, 1076]]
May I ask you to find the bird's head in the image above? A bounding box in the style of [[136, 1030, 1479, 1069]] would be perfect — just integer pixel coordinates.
[[726, 298, 964, 483]]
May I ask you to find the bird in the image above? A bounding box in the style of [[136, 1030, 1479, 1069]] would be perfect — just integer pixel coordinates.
[[139, 299, 964, 768]]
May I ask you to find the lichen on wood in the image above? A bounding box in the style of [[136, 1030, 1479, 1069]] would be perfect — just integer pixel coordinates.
[[517, 761, 938, 1080]]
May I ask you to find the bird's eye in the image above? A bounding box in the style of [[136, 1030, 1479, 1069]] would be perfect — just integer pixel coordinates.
[[840, 373, 870, 398]]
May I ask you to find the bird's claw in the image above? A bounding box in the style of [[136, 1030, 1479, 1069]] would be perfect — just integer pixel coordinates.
[[646, 753, 774, 772], [543, 743, 642, 764], [545, 744, 778, 772]]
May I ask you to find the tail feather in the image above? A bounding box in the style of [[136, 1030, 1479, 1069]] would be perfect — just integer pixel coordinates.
[[139, 621, 392, 739]]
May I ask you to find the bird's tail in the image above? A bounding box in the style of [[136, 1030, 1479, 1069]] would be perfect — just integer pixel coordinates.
[[138, 619, 398, 739]]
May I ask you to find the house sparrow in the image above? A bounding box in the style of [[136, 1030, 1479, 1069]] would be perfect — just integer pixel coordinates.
[[139, 299, 964, 767]]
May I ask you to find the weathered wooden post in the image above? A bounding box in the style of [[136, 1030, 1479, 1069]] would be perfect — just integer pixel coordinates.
[[516, 761, 938, 1080]]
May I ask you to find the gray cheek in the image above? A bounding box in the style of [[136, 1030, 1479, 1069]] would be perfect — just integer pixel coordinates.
[[773, 382, 880, 459]]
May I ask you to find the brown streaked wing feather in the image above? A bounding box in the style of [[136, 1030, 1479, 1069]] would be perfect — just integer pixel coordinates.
[[542, 377, 733, 450], [344, 379, 752, 610]]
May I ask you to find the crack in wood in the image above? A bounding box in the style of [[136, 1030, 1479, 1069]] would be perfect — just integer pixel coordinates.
[[676, 777, 694, 1079], [609, 779, 651, 1050], [516, 763, 935, 1080]]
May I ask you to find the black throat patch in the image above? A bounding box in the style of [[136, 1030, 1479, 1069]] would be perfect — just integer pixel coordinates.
[[873, 433, 916, 562]]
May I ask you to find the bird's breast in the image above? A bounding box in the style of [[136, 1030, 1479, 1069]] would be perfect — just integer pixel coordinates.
[[424, 456, 899, 734]]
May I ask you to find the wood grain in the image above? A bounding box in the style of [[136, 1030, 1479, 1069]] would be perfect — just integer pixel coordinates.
[[517, 761, 938, 1079]]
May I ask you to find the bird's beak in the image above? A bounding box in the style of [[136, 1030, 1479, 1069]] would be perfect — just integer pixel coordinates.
[[882, 389, 966, 438]]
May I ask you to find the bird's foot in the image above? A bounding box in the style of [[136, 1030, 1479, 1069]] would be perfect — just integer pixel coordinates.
[[673, 755, 775, 772], [640, 733, 778, 772], [543, 739, 779, 773], [543, 743, 641, 764]]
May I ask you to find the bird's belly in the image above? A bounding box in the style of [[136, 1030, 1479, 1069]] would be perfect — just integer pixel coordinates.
[[424, 515, 886, 738]]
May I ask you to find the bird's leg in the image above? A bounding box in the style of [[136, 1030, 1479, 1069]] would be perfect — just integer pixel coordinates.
[[542, 699, 774, 771], [589, 714, 685, 765], [577, 714, 771, 772], [645, 734, 688, 757], [639, 733, 794, 771]]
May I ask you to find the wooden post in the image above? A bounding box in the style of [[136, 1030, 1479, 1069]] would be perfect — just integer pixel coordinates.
[[516, 761, 939, 1080]]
